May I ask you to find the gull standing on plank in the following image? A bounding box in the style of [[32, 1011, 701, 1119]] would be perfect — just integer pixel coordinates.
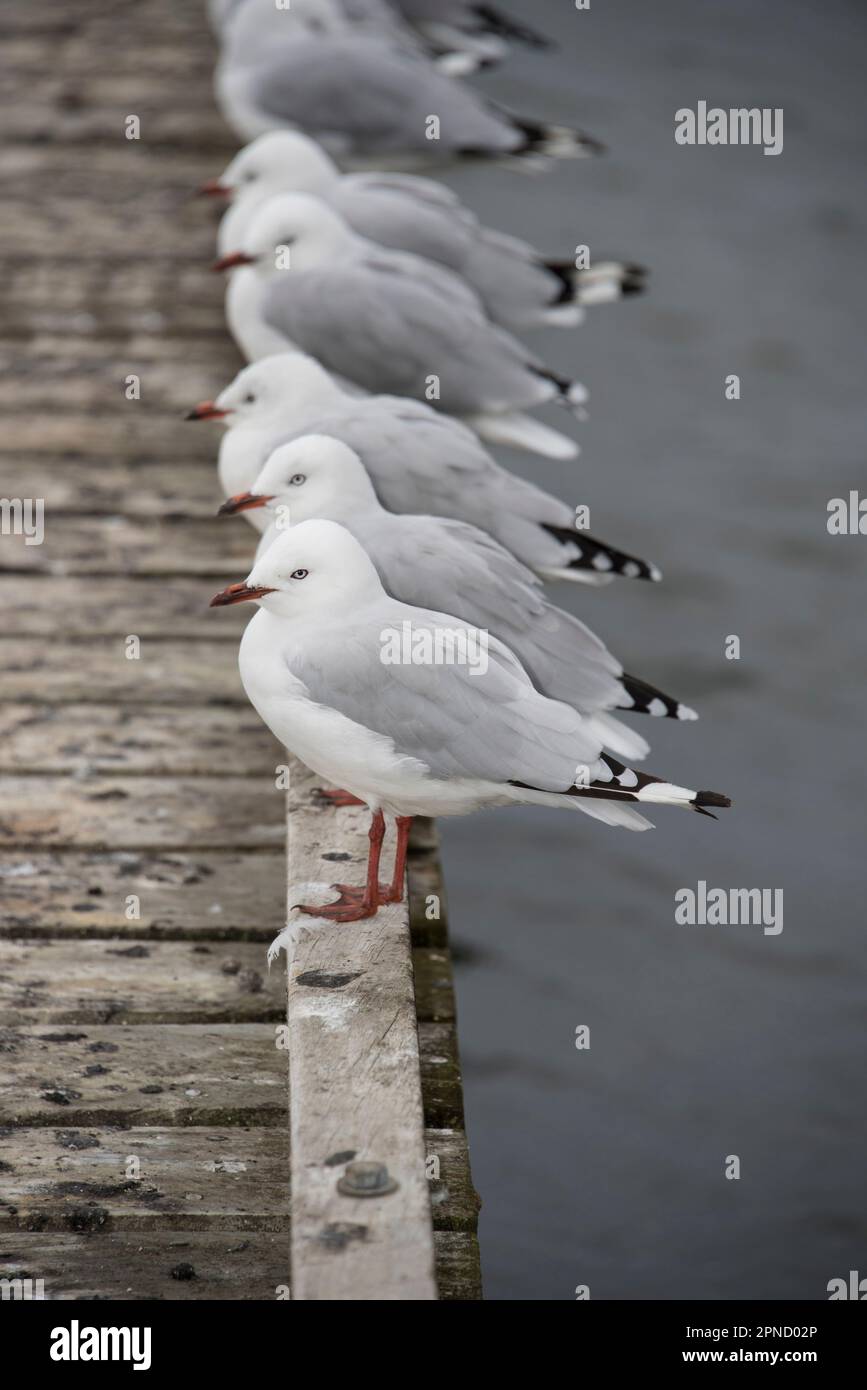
[[185, 354, 661, 582], [215, 17, 603, 162], [214, 194, 589, 457], [218, 434, 696, 762], [209, 521, 730, 923], [203, 132, 646, 328]]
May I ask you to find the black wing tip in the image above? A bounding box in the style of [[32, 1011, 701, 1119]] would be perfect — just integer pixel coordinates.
[[473, 4, 553, 48], [540, 524, 661, 583], [694, 791, 732, 810], [621, 274, 646, 298], [511, 118, 606, 159]]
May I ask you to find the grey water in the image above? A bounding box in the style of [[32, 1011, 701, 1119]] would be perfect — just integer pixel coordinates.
[[435, 0, 867, 1299]]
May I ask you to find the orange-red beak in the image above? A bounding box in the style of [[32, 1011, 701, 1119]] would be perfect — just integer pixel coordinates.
[[198, 179, 231, 198], [209, 581, 276, 608], [213, 251, 256, 272], [217, 492, 273, 515], [185, 400, 231, 421]]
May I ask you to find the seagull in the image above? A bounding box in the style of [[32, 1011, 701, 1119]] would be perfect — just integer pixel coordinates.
[[202, 131, 646, 328], [217, 433, 697, 762], [214, 192, 589, 456], [185, 353, 661, 582], [215, 0, 481, 74], [214, 20, 603, 162], [209, 0, 549, 68], [209, 520, 730, 923]]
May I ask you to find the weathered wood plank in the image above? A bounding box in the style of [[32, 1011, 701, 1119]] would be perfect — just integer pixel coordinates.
[[0, 579, 250, 637], [283, 761, 437, 1300], [0, 1231, 290, 1301], [0, 266, 231, 338], [2, 200, 218, 259], [434, 1232, 484, 1301], [0, 1025, 286, 1128], [0, 938, 284, 1026], [0, 145, 221, 195], [0, 704, 277, 774], [0, 411, 228, 456], [0, 1228, 476, 1301], [1, 96, 233, 150], [0, 775, 284, 849], [0, 332, 235, 391], [408, 819, 451, 950], [0, 850, 284, 941], [0, 1127, 290, 1232], [0, 1019, 465, 1130], [0, 639, 247, 703], [0, 516, 258, 575], [0, 463, 230, 518], [0, 1126, 475, 1234], [412, 947, 457, 1025], [0, 0, 220, 39]]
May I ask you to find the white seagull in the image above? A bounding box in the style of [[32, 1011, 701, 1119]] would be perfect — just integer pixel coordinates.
[[209, 520, 730, 923], [214, 193, 588, 456], [202, 131, 645, 329], [217, 433, 696, 763], [214, 13, 602, 162], [185, 354, 661, 581], [209, 0, 549, 68]]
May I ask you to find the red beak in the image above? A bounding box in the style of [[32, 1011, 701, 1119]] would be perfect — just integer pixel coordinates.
[[209, 581, 276, 608], [213, 251, 256, 272], [185, 400, 231, 421], [217, 492, 273, 515], [198, 179, 231, 198]]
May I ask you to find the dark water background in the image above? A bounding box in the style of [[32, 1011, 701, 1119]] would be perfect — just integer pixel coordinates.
[[434, 0, 867, 1299]]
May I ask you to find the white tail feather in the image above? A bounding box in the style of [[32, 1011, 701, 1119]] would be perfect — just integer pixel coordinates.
[[467, 412, 579, 459]]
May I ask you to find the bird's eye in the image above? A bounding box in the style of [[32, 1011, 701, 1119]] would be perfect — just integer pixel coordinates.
[[289, 473, 306, 486], [290, 568, 308, 581], [243, 392, 256, 404], [243, 170, 257, 182]]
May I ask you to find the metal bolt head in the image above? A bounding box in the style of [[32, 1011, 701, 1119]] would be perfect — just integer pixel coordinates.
[[337, 1160, 398, 1198]]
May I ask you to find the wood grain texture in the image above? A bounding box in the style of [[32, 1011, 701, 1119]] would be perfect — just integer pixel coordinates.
[[0, 1024, 287, 1128], [0, 704, 278, 773], [0, 640, 248, 703], [0, 776, 284, 849], [0, 0, 481, 1301], [0, 1232, 291, 1301], [283, 762, 438, 1300], [0, 1126, 475, 1235], [0, 937, 285, 1026], [0, 851, 284, 940]]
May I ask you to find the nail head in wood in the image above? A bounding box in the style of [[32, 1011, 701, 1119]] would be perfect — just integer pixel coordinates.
[[337, 1160, 399, 1198]]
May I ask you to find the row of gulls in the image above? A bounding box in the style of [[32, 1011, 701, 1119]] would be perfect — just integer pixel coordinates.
[[194, 0, 730, 930]]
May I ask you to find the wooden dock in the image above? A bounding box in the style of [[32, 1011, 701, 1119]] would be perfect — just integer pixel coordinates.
[[0, 0, 480, 1300]]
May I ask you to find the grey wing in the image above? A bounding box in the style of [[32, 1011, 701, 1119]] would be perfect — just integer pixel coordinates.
[[463, 225, 563, 322], [263, 260, 535, 410], [360, 515, 624, 709], [356, 511, 547, 624], [281, 398, 577, 563], [345, 171, 468, 211], [285, 401, 494, 516], [248, 37, 519, 156], [290, 608, 604, 788], [333, 178, 477, 271]]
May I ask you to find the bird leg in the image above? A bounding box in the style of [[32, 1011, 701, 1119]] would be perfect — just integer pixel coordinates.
[[314, 787, 365, 808], [295, 810, 386, 923], [379, 816, 414, 904]]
